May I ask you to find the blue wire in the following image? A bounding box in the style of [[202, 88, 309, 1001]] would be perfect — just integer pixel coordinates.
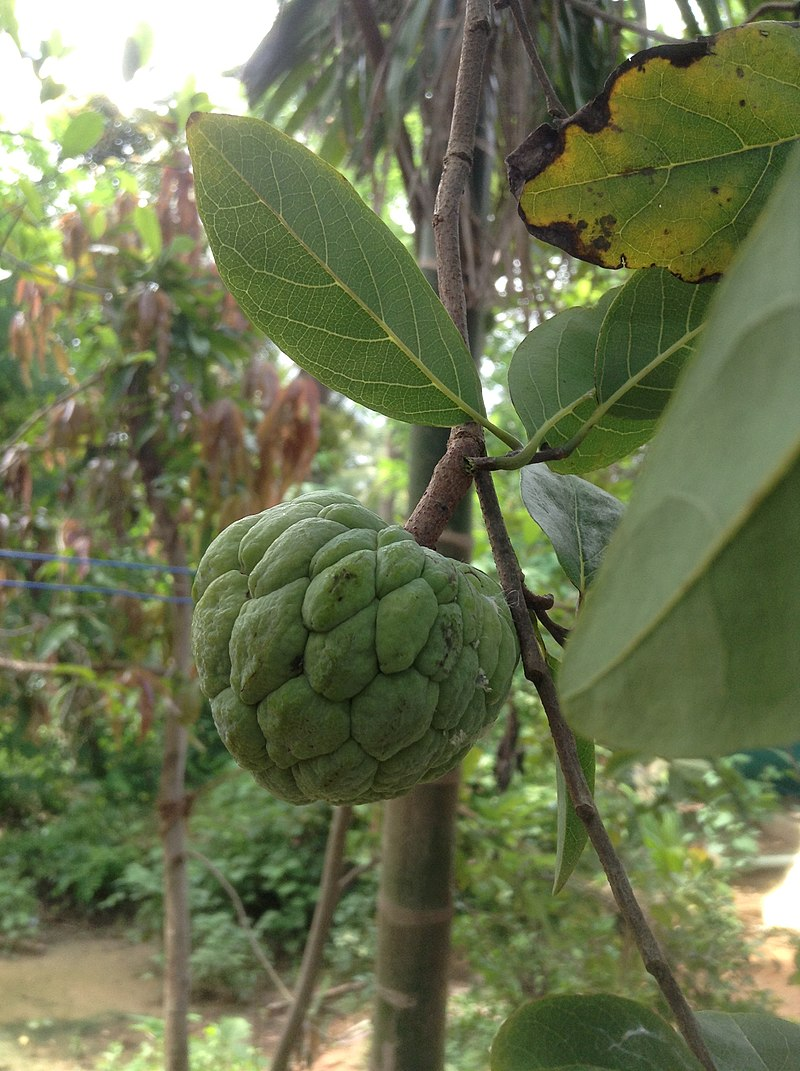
[[0, 579, 193, 605], [0, 548, 195, 575]]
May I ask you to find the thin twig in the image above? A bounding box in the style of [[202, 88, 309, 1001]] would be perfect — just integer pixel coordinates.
[[745, 0, 800, 18], [338, 856, 378, 893], [265, 979, 367, 1014], [472, 467, 719, 1071], [432, 0, 494, 341], [0, 362, 113, 454], [186, 847, 293, 1002], [349, 0, 430, 228], [563, 0, 681, 43], [0, 655, 96, 676], [270, 806, 353, 1071], [523, 587, 570, 646], [505, 0, 569, 119]]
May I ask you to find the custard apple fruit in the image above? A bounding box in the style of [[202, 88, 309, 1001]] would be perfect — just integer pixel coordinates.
[[191, 491, 519, 805]]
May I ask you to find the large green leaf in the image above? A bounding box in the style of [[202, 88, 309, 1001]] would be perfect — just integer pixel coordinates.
[[508, 22, 800, 281], [559, 142, 800, 758], [520, 465, 624, 591], [698, 1010, 800, 1069], [596, 270, 715, 420], [187, 113, 508, 438], [508, 290, 656, 473], [490, 994, 703, 1070]]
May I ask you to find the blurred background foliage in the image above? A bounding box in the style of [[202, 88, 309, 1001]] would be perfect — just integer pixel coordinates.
[[1, 0, 799, 1067]]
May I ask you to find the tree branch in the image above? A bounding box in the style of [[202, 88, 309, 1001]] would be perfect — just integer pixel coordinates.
[[404, 423, 485, 547], [503, 0, 569, 119], [562, 0, 681, 43], [186, 847, 292, 1002], [0, 361, 114, 453], [399, 0, 495, 552], [349, 0, 430, 228], [270, 806, 353, 1071], [432, 0, 494, 341], [472, 467, 719, 1071], [744, 0, 800, 19], [414, 4, 716, 1066]]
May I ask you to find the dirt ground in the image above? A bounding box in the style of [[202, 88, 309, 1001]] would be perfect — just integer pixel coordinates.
[[0, 808, 797, 1071]]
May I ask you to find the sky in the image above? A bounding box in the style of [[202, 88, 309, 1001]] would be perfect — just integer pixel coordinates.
[[0, 0, 279, 131], [1, 0, 685, 135]]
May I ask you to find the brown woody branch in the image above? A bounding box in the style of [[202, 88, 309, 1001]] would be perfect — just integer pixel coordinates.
[[503, 0, 569, 119], [473, 467, 719, 1071], [349, 0, 430, 228], [270, 806, 353, 1071], [414, 5, 718, 1065], [562, 0, 681, 43]]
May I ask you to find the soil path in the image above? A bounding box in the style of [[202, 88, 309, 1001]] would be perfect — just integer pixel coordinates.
[[1, 810, 797, 1070]]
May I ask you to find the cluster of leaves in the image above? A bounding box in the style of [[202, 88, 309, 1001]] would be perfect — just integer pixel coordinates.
[[186, 12, 800, 1066]]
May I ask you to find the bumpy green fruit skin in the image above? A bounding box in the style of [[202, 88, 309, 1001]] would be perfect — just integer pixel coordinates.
[[192, 491, 519, 805]]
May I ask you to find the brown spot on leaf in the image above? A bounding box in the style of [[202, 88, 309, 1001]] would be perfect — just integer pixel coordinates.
[[506, 123, 564, 197], [710, 186, 720, 195], [736, 66, 745, 78], [522, 218, 628, 270], [507, 36, 714, 195]]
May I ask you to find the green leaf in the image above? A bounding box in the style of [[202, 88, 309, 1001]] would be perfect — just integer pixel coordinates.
[[697, 1010, 800, 1070], [187, 113, 507, 440], [508, 22, 800, 281], [490, 994, 703, 1070], [553, 732, 595, 893], [508, 290, 656, 473], [559, 142, 800, 758], [0, 0, 20, 49], [596, 270, 716, 420], [132, 205, 162, 260], [520, 465, 624, 590], [59, 111, 105, 159]]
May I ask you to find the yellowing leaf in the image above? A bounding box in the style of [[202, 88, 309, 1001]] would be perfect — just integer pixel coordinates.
[[508, 22, 800, 281]]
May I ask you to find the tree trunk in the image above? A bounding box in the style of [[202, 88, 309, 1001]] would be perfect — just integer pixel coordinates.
[[371, 5, 495, 1049], [371, 767, 460, 1071], [159, 567, 193, 1071]]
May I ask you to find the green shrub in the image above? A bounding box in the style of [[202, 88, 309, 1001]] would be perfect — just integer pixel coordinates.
[[0, 869, 39, 950], [1, 793, 150, 911], [96, 1015, 266, 1071], [110, 766, 378, 997]]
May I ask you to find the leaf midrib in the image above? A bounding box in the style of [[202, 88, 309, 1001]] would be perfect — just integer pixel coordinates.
[[525, 136, 799, 196], [194, 124, 487, 425]]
